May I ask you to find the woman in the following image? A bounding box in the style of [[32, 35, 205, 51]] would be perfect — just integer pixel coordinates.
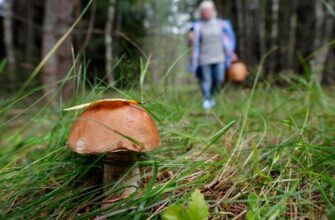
[[190, 1, 236, 110]]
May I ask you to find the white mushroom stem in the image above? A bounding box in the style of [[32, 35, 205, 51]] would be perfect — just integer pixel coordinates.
[[103, 152, 140, 198]]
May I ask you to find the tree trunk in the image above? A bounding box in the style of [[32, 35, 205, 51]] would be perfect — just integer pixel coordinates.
[[42, 0, 74, 103], [257, 0, 266, 58], [269, 0, 279, 73], [236, 0, 246, 62], [312, 0, 334, 84], [3, 0, 15, 89], [287, 0, 298, 69], [56, 0, 75, 100], [246, 0, 258, 67], [26, 0, 35, 64], [149, 1, 161, 83], [114, 0, 123, 59], [42, 0, 58, 103], [105, 0, 116, 86]]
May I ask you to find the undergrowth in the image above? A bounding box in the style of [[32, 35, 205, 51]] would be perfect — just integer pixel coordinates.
[[1, 72, 335, 219]]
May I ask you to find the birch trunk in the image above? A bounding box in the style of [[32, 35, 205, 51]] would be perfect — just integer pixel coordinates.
[[42, 0, 58, 102], [148, 1, 159, 82], [312, 0, 334, 84], [42, 0, 74, 103], [3, 0, 15, 88], [105, 0, 116, 86], [270, 0, 279, 72]]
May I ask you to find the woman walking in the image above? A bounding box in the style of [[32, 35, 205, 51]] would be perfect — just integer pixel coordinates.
[[190, 1, 236, 110]]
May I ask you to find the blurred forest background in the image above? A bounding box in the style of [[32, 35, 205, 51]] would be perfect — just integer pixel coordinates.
[[0, 0, 334, 98]]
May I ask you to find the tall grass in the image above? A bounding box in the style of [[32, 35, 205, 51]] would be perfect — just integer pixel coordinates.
[[1, 58, 335, 219]]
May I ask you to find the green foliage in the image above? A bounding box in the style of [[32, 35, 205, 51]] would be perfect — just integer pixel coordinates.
[[1, 74, 335, 219], [85, 0, 147, 88], [162, 205, 189, 220], [246, 193, 286, 220], [246, 193, 262, 220], [186, 190, 209, 220], [162, 189, 209, 220], [252, 143, 271, 182]]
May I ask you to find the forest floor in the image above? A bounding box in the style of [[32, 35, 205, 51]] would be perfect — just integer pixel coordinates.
[[1, 81, 335, 219]]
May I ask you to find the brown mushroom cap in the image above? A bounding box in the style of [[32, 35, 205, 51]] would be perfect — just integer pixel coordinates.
[[67, 100, 160, 154]]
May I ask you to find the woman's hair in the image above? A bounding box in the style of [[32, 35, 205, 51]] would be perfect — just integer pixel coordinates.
[[198, 1, 217, 19]]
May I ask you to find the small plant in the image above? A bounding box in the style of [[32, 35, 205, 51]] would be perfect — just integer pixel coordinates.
[[162, 189, 209, 220], [246, 193, 263, 220], [246, 192, 286, 220]]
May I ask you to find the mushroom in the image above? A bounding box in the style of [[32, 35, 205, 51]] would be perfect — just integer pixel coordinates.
[[65, 99, 160, 201]]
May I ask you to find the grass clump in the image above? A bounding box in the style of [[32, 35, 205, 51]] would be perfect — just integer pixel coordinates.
[[0, 76, 335, 219]]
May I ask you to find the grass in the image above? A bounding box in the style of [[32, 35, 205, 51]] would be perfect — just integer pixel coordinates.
[[1, 69, 335, 219]]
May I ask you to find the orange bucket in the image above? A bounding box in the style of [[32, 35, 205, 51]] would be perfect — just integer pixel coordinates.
[[228, 61, 249, 82]]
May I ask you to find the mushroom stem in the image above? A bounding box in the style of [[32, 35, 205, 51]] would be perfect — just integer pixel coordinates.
[[103, 152, 140, 198]]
